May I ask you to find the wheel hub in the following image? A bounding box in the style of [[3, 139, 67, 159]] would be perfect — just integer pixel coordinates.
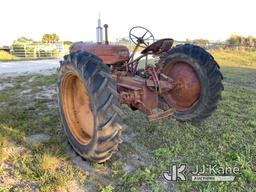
[[61, 72, 94, 145], [163, 61, 201, 111]]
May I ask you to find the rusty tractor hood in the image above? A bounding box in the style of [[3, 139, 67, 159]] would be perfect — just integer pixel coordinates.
[[70, 43, 129, 65]]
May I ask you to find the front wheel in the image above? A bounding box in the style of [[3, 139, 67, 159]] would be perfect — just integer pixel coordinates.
[[58, 51, 123, 163], [159, 44, 224, 122]]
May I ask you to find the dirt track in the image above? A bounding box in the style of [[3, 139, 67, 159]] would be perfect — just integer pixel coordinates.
[[0, 59, 59, 75]]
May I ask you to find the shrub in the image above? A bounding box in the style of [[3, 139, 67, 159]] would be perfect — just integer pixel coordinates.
[[0, 50, 17, 60]]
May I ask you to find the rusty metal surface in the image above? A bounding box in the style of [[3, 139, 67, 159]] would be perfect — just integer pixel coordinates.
[[61, 71, 94, 145], [163, 61, 200, 111], [103, 24, 109, 45], [141, 38, 174, 54], [146, 67, 176, 94], [70, 43, 129, 65], [114, 65, 177, 118], [148, 108, 175, 121], [69, 36, 199, 120], [147, 67, 160, 88], [121, 81, 157, 114], [146, 79, 174, 93], [116, 74, 158, 114]]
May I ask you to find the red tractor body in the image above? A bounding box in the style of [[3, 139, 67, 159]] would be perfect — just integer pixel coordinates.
[[70, 43, 129, 65]]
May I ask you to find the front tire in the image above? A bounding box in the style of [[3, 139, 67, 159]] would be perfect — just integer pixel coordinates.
[[58, 51, 123, 163], [160, 44, 224, 122]]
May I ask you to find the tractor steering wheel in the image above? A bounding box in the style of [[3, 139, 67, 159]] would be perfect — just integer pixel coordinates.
[[129, 26, 155, 48]]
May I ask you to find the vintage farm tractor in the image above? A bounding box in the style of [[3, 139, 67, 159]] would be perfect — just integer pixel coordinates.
[[57, 24, 223, 162]]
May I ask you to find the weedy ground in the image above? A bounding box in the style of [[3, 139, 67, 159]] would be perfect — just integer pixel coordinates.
[[0, 51, 19, 61], [0, 49, 255, 192], [0, 50, 61, 62]]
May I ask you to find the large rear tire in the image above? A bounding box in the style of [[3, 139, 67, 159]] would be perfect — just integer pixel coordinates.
[[159, 44, 224, 122], [58, 51, 123, 163]]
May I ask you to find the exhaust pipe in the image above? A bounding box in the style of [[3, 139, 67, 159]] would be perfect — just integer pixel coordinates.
[[104, 24, 109, 45], [96, 16, 103, 44]]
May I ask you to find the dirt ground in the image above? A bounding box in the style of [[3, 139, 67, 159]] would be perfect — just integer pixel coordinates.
[[0, 59, 59, 75]]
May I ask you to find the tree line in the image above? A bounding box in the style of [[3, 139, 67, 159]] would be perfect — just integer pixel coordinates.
[[227, 33, 256, 46], [12, 34, 62, 58], [13, 33, 60, 44], [187, 33, 256, 47]]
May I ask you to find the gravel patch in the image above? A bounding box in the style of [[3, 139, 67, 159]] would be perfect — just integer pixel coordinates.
[[27, 134, 51, 144]]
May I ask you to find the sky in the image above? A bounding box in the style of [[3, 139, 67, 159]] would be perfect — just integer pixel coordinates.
[[0, 0, 256, 45]]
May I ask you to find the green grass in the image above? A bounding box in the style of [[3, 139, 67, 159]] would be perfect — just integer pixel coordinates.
[[121, 83, 256, 191], [0, 50, 19, 61], [0, 74, 87, 191], [211, 48, 256, 68], [0, 50, 61, 62], [0, 50, 255, 191]]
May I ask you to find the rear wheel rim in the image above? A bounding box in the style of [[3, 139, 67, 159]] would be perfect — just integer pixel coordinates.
[[163, 61, 201, 111], [61, 72, 94, 145]]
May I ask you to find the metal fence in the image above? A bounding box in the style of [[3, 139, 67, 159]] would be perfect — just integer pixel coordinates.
[[175, 41, 256, 50], [10, 42, 67, 59]]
